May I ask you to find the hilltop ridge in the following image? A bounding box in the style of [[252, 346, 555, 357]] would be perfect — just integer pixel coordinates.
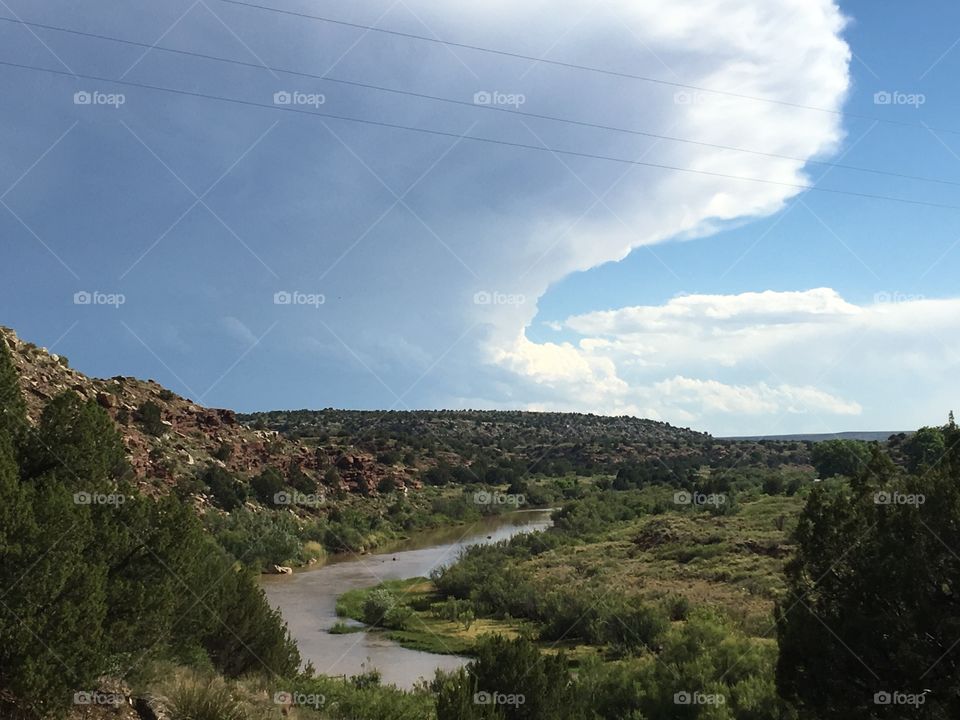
[[0, 326, 413, 497], [2, 325, 814, 504]]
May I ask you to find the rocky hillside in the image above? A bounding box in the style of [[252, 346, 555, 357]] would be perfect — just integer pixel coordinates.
[[3, 325, 809, 501], [1, 327, 415, 497], [241, 408, 716, 477], [241, 410, 814, 480]]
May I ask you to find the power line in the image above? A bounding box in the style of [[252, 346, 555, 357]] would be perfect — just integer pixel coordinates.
[[2, 58, 960, 211], [4, 15, 959, 189], [217, 0, 960, 138]]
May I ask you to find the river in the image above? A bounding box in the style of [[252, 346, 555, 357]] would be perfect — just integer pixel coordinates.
[[263, 509, 554, 689]]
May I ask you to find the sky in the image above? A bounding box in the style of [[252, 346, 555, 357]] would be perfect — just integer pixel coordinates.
[[1, 0, 959, 436]]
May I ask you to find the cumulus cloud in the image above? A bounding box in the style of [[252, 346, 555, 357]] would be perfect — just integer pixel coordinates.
[[498, 288, 960, 434], [652, 376, 862, 417], [300, 0, 853, 431], [446, 0, 854, 430], [567, 288, 861, 334]]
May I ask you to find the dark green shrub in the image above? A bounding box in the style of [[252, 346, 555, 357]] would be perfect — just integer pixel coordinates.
[[136, 400, 165, 436], [213, 442, 233, 462], [199, 465, 247, 510], [250, 466, 284, 506]]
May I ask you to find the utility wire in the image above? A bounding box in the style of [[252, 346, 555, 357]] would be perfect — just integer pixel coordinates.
[[3, 15, 958, 189], [2, 58, 960, 211], [217, 0, 960, 137]]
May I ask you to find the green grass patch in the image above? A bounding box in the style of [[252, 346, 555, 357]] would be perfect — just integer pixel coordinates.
[[329, 620, 365, 635], [336, 577, 536, 656]]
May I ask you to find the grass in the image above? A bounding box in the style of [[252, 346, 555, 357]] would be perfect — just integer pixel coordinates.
[[329, 620, 365, 635], [158, 670, 276, 720], [331, 495, 802, 670], [336, 577, 528, 656], [522, 494, 802, 635], [126, 663, 435, 720]]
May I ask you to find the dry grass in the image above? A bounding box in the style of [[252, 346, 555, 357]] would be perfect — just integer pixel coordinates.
[[522, 495, 802, 635]]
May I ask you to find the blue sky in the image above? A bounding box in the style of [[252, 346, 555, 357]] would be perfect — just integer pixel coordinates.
[[1, 0, 959, 435]]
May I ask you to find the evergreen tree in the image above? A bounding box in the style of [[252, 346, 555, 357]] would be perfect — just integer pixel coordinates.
[[0, 350, 299, 716], [809, 439, 872, 479], [902, 425, 947, 474], [22, 392, 128, 492], [0, 337, 26, 445], [777, 431, 960, 718]]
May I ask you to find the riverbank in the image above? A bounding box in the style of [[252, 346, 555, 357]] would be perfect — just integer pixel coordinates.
[[333, 492, 802, 667], [262, 508, 555, 688], [335, 577, 514, 656], [334, 577, 595, 663]]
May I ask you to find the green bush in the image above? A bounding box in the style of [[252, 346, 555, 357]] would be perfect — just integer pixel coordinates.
[[207, 509, 301, 570], [0, 342, 299, 715], [810, 439, 871, 479], [162, 673, 246, 720], [213, 442, 234, 462], [363, 588, 398, 626], [199, 465, 247, 510], [250, 466, 284, 506], [384, 604, 414, 630], [288, 674, 433, 719], [287, 462, 316, 493], [662, 594, 691, 621], [136, 400, 165, 436]]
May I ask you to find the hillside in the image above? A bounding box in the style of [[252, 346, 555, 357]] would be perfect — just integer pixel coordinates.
[[240, 408, 816, 479], [2, 326, 819, 501], [0, 326, 413, 498], [240, 408, 713, 474], [2, 323, 948, 720]]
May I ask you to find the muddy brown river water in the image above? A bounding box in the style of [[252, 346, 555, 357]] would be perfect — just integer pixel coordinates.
[[262, 509, 554, 688]]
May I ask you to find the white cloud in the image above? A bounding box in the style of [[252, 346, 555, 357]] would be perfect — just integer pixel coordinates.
[[441, 0, 855, 430], [567, 288, 860, 334], [493, 332, 627, 395], [653, 376, 862, 416], [493, 289, 960, 434], [58, 0, 854, 428], [293, 0, 851, 358]]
